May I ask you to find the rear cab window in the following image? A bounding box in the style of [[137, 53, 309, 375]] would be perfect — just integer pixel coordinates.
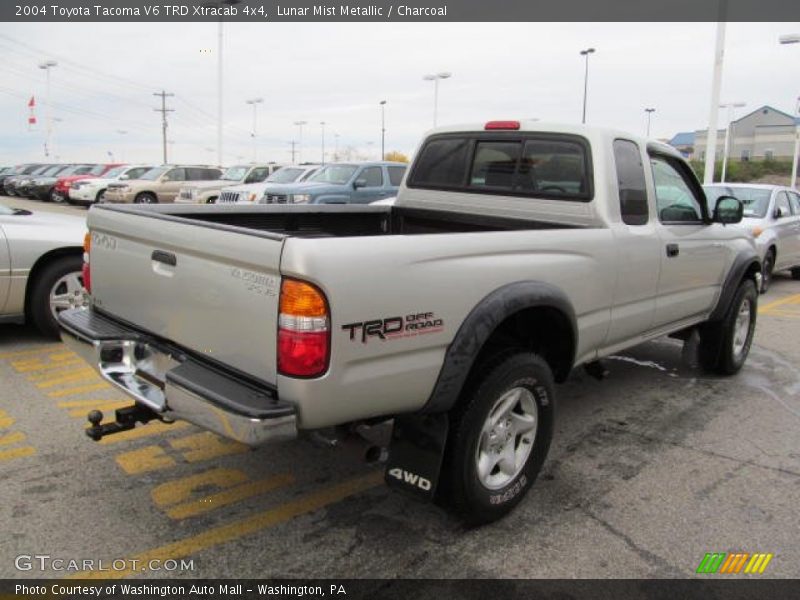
[[613, 139, 649, 225], [407, 132, 592, 201]]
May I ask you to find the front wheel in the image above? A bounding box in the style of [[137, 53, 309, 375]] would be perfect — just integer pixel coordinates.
[[439, 352, 555, 525], [761, 251, 775, 293], [698, 279, 757, 375], [28, 255, 87, 338], [134, 192, 157, 204]]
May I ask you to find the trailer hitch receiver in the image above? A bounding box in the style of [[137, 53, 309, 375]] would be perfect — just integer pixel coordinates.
[[85, 404, 163, 442]]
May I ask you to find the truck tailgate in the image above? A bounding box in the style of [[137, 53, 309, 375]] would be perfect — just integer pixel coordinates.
[[87, 206, 285, 385]]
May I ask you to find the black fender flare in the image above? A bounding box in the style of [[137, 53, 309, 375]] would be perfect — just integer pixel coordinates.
[[708, 250, 761, 322], [420, 281, 577, 414]]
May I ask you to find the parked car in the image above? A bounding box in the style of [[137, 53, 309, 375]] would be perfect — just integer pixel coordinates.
[[1, 164, 43, 195], [259, 161, 406, 204], [0, 202, 87, 337], [174, 164, 282, 204], [102, 165, 224, 204], [60, 121, 759, 524], [21, 165, 74, 200], [51, 163, 122, 203], [704, 183, 800, 292], [218, 164, 320, 204], [4, 164, 58, 197], [68, 165, 156, 206]]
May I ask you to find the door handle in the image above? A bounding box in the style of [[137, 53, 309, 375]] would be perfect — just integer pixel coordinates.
[[151, 250, 177, 266], [666, 243, 680, 258]]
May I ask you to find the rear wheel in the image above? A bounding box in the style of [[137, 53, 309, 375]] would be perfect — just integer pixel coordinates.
[[792, 268, 800, 281], [50, 189, 65, 203], [134, 192, 157, 204], [698, 279, 757, 375], [28, 255, 87, 338], [439, 352, 554, 525], [761, 250, 775, 293]]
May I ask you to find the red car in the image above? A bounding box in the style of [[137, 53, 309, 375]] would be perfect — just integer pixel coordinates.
[[51, 163, 124, 203]]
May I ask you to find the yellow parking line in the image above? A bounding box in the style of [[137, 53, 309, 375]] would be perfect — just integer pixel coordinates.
[[0, 446, 37, 462], [97, 421, 190, 445], [0, 431, 26, 446], [12, 359, 84, 373], [67, 470, 383, 579], [759, 293, 800, 314], [47, 383, 111, 398], [35, 370, 101, 388], [166, 473, 295, 520], [0, 345, 64, 359], [116, 446, 177, 475], [169, 431, 249, 463], [0, 416, 14, 429]]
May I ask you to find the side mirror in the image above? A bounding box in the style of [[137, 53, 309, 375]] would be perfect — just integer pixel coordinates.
[[714, 196, 744, 224], [773, 207, 783, 219], [353, 178, 367, 189]]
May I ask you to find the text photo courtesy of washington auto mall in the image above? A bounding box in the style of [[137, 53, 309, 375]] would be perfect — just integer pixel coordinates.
[[0, 1, 800, 599]]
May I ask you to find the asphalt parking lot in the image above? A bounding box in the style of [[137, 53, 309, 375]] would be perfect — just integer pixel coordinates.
[[1, 194, 799, 579]]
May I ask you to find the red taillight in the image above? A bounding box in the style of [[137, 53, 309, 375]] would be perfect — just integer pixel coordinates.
[[484, 120, 521, 130], [277, 279, 329, 377], [82, 232, 91, 294]]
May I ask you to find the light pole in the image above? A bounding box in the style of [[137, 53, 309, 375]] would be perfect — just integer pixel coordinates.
[[780, 33, 799, 188], [379, 100, 386, 160], [579, 48, 595, 124], [215, 0, 242, 167], [423, 72, 451, 127], [703, 23, 726, 184], [719, 102, 746, 183], [320, 121, 326, 165], [644, 108, 656, 137], [246, 97, 263, 162], [294, 120, 307, 163], [38, 60, 57, 157]]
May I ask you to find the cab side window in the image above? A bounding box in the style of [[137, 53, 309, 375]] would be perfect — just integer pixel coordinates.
[[359, 166, 384, 187], [788, 191, 800, 215], [163, 168, 186, 182], [649, 155, 703, 223], [775, 192, 793, 218], [613, 139, 648, 225]]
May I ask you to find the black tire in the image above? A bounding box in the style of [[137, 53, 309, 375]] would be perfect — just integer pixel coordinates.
[[439, 352, 555, 525], [792, 268, 800, 281], [698, 279, 757, 375], [48, 189, 61, 203], [28, 255, 85, 339], [207, 196, 218, 204], [134, 192, 157, 204], [761, 250, 775, 293], [94, 190, 106, 204]]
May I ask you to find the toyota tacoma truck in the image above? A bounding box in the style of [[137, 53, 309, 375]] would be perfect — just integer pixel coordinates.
[[59, 122, 760, 524]]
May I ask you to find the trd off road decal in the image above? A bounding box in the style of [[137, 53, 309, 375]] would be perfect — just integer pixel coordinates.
[[342, 312, 444, 343]]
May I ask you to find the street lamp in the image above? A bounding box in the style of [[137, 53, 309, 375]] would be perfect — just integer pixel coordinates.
[[246, 97, 263, 162], [320, 121, 326, 165], [579, 48, 595, 124], [423, 72, 451, 127], [38, 60, 57, 157], [644, 108, 656, 137], [719, 102, 746, 183], [779, 33, 799, 188], [379, 100, 387, 160], [214, 0, 242, 167], [294, 120, 307, 163]]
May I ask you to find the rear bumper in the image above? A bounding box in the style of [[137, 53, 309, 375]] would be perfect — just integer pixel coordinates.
[[59, 308, 296, 446]]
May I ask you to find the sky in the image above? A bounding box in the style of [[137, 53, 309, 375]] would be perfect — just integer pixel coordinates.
[[0, 21, 799, 166]]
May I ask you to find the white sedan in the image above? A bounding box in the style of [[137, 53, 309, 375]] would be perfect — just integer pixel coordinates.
[[0, 203, 87, 337]]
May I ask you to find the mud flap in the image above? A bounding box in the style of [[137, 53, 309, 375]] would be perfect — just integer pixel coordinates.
[[385, 413, 448, 501]]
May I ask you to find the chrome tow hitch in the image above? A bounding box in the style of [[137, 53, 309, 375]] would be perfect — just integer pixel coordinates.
[[85, 404, 164, 442]]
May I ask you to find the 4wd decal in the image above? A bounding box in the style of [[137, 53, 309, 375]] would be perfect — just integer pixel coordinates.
[[342, 312, 444, 343]]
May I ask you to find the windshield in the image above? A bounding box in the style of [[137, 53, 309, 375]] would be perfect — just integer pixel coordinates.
[[30, 165, 52, 175], [704, 186, 772, 218], [308, 164, 358, 185], [56, 166, 81, 176], [266, 167, 307, 183], [222, 166, 249, 181], [42, 166, 63, 176], [72, 165, 94, 175], [88, 165, 107, 176], [103, 166, 127, 178], [139, 167, 168, 181]]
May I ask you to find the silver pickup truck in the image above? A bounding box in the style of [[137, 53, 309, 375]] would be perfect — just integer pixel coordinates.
[[59, 122, 760, 524]]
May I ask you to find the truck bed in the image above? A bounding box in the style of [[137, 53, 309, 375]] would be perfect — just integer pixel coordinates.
[[95, 203, 580, 239]]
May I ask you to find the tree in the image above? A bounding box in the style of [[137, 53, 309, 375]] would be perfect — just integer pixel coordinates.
[[383, 150, 409, 163]]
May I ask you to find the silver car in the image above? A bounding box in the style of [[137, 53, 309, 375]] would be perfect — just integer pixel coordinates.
[[704, 184, 800, 292], [0, 203, 87, 337]]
